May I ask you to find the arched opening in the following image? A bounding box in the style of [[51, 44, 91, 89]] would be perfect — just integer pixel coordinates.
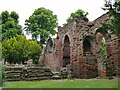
[[63, 35, 70, 67], [46, 37, 54, 53], [83, 36, 98, 78], [95, 30, 108, 77], [83, 36, 93, 54], [83, 39, 91, 52]]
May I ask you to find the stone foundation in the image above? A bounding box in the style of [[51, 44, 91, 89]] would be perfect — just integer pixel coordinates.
[[4, 65, 53, 81]]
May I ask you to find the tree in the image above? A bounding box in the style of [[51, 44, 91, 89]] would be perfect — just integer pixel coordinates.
[[67, 9, 88, 23], [1, 11, 22, 41], [25, 7, 58, 45], [1, 11, 9, 24], [101, 0, 120, 78], [103, 0, 120, 35], [2, 35, 41, 64], [0, 15, 1, 61], [0, 43, 1, 61]]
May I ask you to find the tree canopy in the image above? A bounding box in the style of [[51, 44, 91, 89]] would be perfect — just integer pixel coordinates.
[[2, 35, 41, 64], [1, 11, 22, 41], [103, 0, 120, 36], [67, 9, 88, 23], [0, 15, 2, 42], [25, 7, 58, 45]]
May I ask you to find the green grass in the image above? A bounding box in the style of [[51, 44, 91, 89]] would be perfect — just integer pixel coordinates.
[[3, 79, 118, 88]]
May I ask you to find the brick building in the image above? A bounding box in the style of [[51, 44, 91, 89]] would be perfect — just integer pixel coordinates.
[[39, 13, 119, 78]]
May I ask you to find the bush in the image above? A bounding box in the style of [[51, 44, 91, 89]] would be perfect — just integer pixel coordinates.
[[2, 35, 41, 64]]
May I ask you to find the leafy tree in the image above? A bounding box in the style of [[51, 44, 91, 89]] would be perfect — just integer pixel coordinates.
[[2, 35, 41, 64], [67, 9, 88, 23], [100, 0, 120, 77], [103, 0, 120, 35], [10, 11, 19, 23], [1, 11, 9, 24], [97, 23, 111, 35], [0, 43, 1, 61], [25, 7, 58, 45], [0, 14, 2, 42], [1, 11, 22, 41]]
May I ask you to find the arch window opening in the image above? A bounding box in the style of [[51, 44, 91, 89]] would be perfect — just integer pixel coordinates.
[[83, 36, 98, 78], [46, 37, 54, 53], [83, 36, 93, 54], [63, 35, 70, 67]]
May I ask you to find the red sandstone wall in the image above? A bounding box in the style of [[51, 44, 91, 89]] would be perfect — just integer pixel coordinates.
[[39, 13, 119, 78], [111, 35, 119, 74]]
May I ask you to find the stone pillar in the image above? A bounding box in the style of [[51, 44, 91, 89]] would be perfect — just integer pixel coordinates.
[[96, 32, 107, 78], [97, 48, 107, 78]]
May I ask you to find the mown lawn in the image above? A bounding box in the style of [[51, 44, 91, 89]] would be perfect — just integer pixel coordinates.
[[3, 79, 118, 88]]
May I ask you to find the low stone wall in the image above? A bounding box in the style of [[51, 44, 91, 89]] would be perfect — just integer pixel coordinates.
[[4, 65, 53, 81]]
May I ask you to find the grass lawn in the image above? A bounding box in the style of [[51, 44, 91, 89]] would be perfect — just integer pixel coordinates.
[[3, 79, 118, 88]]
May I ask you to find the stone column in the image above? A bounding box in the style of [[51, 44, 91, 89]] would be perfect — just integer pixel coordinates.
[[97, 48, 107, 78], [96, 32, 107, 78]]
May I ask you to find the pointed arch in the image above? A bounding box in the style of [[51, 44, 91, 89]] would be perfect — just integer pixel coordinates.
[[63, 35, 70, 67]]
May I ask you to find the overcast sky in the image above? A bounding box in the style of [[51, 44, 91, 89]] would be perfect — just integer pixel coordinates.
[[0, 0, 107, 27]]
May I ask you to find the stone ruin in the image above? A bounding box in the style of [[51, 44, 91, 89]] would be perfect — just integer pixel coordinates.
[[40, 13, 120, 79], [4, 65, 53, 81]]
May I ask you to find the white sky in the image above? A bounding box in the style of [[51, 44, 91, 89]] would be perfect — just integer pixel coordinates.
[[0, 0, 107, 27], [0, 0, 108, 39]]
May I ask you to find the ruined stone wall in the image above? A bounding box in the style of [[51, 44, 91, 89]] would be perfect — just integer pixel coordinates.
[[74, 19, 98, 78], [43, 38, 60, 71], [56, 18, 99, 78], [39, 13, 119, 78], [5, 65, 53, 81], [91, 12, 109, 30], [110, 35, 119, 75], [57, 21, 75, 67]]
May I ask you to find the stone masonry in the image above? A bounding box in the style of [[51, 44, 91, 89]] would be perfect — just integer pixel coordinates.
[[39, 13, 119, 78]]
